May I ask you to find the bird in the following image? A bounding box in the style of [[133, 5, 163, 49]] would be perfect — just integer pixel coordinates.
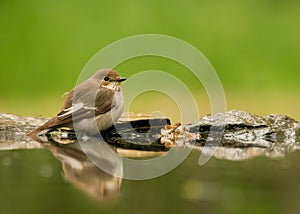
[[28, 69, 126, 137]]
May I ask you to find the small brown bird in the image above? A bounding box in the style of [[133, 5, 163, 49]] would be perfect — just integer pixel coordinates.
[[28, 69, 126, 137]]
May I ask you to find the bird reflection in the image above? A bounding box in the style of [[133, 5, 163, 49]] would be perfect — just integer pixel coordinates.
[[45, 139, 123, 202], [2, 110, 300, 203]]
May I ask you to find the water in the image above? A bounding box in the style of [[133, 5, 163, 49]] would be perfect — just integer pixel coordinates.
[[1, 111, 300, 214], [1, 146, 300, 214]]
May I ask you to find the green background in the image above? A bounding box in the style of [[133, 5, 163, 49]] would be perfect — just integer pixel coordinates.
[[1, 1, 300, 214], [1, 0, 300, 119]]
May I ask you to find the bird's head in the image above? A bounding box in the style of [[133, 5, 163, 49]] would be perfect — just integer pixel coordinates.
[[93, 69, 126, 91]]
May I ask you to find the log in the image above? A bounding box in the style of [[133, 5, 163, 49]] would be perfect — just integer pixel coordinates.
[[1, 110, 300, 160], [1, 110, 300, 201]]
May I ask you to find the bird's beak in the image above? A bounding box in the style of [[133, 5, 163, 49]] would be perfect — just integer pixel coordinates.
[[116, 77, 126, 82]]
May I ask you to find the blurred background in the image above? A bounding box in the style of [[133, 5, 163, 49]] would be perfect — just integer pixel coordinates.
[[1, 1, 300, 214], [1, 0, 300, 120]]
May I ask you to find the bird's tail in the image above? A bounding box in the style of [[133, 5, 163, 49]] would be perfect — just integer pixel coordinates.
[[27, 117, 58, 139]]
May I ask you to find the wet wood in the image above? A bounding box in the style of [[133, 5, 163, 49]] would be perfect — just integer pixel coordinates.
[[1, 111, 300, 160]]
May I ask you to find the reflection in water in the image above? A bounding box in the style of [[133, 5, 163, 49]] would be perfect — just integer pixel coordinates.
[[194, 146, 300, 161], [46, 141, 123, 202], [0, 113, 123, 202], [2, 112, 300, 203]]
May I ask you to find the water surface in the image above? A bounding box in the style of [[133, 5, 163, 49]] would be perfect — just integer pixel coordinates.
[[1, 147, 299, 214]]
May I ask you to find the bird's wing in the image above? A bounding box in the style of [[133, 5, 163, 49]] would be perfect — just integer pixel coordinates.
[[94, 88, 116, 115], [29, 79, 117, 134], [56, 102, 86, 120], [56, 87, 116, 121]]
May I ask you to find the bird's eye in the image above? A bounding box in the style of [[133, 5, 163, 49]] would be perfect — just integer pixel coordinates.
[[104, 76, 109, 81]]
